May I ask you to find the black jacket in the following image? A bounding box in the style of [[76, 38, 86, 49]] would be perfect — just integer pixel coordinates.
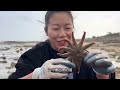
[[8, 40, 115, 79]]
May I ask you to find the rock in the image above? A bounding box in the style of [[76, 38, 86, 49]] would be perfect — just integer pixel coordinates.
[[20, 48, 23, 51], [116, 56, 120, 59], [2, 60, 7, 63], [5, 67, 11, 69], [0, 47, 10, 51], [116, 59, 120, 62], [13, 57, 19, 61], [109, 54, 117, 58], [16, 50, 19, 53], [0, 56, 6, 60], [11, 62, 16, 68], [115, 56, 120, 62], [7, 71, 11, 73], [0, 60, 7, 63]]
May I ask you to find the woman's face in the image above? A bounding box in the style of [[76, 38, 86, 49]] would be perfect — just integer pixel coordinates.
[[46, 12, 74, 52]]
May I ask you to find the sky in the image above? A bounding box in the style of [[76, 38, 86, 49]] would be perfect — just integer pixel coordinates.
[[0, 11, 120, 41]]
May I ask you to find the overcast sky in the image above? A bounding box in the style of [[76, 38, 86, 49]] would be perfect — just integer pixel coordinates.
[[0, 11, 120, 41]]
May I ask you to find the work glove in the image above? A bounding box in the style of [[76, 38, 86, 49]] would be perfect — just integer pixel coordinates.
[[32, 58, 75, 79], [84, 52, 116, 75]]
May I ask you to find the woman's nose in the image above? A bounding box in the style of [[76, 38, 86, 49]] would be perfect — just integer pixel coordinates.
[[59, 29, 67, 37]]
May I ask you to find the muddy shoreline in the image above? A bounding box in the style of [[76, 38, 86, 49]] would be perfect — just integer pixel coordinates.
[[0, 41, 120, 79]]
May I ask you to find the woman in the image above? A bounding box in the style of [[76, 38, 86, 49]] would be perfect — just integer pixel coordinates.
[[8, 11, 116, 79]]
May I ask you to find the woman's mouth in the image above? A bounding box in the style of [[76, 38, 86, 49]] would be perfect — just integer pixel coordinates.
[[57, 40, 66, 46]]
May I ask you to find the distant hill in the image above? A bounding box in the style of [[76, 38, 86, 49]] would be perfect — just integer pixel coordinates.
[[81, 32, 120, 43], [1, 41, 39, 44], [1, 32, 120, 44]]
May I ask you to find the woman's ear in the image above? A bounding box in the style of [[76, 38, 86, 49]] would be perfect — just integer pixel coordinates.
[[44, 27, 48, 36]]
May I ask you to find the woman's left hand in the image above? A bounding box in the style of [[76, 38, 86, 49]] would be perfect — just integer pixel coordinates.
[[84, 52, 116, 75]]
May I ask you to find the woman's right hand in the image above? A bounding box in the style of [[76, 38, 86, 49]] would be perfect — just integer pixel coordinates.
[[32, 58, 75, 79]]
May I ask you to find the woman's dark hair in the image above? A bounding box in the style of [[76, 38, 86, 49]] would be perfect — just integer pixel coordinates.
[[44, 11, 74, 32]]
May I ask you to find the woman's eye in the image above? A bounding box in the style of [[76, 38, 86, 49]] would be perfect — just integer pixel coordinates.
[[66, 28, 71, 29], [65, 28, 72, 31], [53, 28, 59, 30]]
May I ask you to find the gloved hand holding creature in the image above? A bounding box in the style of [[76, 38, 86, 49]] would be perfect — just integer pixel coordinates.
[[57, 32, 116, 75], [32, 32, 116, 79]]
